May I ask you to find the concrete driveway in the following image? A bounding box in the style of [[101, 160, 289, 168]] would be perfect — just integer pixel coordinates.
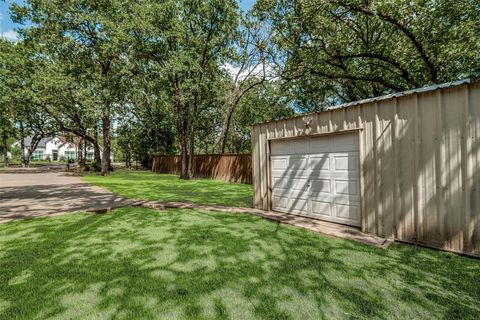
[[0, 172, 130, 223]]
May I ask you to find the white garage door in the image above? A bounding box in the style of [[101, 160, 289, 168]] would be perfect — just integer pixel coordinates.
[[270, 133, 361, 227]]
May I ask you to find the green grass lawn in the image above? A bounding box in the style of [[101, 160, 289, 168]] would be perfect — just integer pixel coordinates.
[[83, 171, 253, 207], [0, 207, 478, 319]]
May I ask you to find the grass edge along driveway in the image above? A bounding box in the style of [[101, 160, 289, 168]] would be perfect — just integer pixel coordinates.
[[83, 171, 253, 208], [0, 206, 479, 319]]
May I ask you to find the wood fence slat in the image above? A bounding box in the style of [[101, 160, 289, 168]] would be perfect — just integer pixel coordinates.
[[151, 154, 252, 184]]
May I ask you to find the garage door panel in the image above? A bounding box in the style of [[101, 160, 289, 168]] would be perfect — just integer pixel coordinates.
[[271, 155, 308, 174], [315, 172, 359, 180], [334, 203, 360, 226], [334, 134, 358, 152], [278, 190, 309, 201], [309, 138, 333, 153], [310, 155, 330, 171], [311, 201, 332, 217], [289, 198, 308, 213], [310, 179, 331, 194], [271, 134, 358, 155], [273, 177, 309, 191], [272, 158, 288, 170], [334, 179, 359, 196], [310, 193, 360, 203], [290, 139, 308, 154], [271, 140, 290, 155], [308, 172, 358, 181], [333, 154, 358, 172], [272, 188, 290, 199], [273, 196, 289, 210], [271, 133, 361, 227], [288, 156, 307, 171], [272, 171, 310, 180]]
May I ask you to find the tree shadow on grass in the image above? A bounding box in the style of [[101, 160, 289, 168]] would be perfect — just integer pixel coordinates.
[[83, 172, 253, 208], [0, 207, 478, 319]]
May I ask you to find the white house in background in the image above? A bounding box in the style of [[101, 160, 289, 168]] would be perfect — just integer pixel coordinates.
[[18, 136, 105, 161]]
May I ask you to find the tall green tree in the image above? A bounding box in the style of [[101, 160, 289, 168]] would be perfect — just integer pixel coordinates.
[[0, 39, 57, 166], [116, 73, 177, 168], [0, 39, 16, 166], [225, 81, 294, 153], [131, 0, 240, 179], [254, 0, 480, 110], [218, 15, 270, 153], [32, 60, 103, 167], [13, 0, 134, 174]]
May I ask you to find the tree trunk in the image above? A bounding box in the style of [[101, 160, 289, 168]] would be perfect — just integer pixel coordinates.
[[219, 96, 241, 154], [93, 129, 101, 168], [219, 106, 234, 154], [178, 118, 189, 180], [218, 79, 265, 153], [26, 137, 42, 165], [19, 122, 27, 167], [187, 120, 195, 178], [101, 115, 111, 176], [83, 139, 87, 167], [175, 86, 190, 180], [125, 151, 131, 169], [77, 138, 85, 168], [2, 130, 8, 168]]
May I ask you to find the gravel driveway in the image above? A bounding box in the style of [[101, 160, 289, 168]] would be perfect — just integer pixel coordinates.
[[0, 172, 130, 223]]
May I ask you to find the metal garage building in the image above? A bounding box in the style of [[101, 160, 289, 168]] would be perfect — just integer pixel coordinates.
[[252, 79, 480, 257]]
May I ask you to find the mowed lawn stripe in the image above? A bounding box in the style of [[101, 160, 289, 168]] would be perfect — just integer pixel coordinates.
[[83, 171, 253, 208], [0, 207, 479, 319]]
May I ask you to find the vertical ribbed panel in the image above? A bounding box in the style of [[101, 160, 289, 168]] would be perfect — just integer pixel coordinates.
[[252, 82, 480, 256]]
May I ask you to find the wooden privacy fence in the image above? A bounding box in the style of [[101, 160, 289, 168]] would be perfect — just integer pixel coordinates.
[[152, 154, 252, 184]]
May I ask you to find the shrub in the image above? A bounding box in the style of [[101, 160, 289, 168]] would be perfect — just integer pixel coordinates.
[[84, 161, 102, 172]]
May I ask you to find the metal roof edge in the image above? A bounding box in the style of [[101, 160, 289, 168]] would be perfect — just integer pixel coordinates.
[[252, 79, 473, 127], [328, 79, 471, 110]]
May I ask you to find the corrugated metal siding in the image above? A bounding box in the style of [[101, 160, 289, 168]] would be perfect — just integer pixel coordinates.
[[252, 82, 480, 256]]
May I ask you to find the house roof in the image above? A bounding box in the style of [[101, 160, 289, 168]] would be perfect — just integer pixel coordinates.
[[23, 136, 54, 148], [58, 135, 81, 149], [20, 135, 86, 149]]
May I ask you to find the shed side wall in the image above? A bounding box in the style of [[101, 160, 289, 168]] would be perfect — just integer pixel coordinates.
[[252, 82, 480, 256]]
